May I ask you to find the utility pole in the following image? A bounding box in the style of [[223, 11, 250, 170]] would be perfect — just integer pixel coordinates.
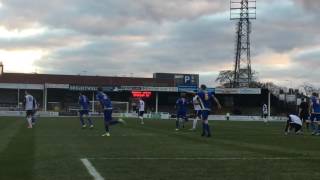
[[230, 0, 256, 87]]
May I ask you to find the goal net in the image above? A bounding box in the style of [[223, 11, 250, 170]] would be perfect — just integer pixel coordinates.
[[67, 101, 129, 116], [91, 101, 129, 114]]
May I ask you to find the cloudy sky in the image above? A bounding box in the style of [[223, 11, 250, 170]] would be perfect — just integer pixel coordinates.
[[0, 0, 319, 87]]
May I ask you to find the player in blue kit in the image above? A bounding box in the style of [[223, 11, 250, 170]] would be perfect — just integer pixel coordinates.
[[175, 93, 189, 131], [309, 93, 320, 135], [195, 84, 221, 137], [79, 92, 94, 128], [96, 87, 125, 137]]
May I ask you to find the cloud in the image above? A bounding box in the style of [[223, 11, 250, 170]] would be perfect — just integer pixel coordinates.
[[293, 48, 320, 67], [295, 0, 320, 11], [252, 47, 320, 87], [0, 0, 227, 35], [33, 12, 235, 77], [251, 0, 320, 54], [0, 28, 90, 50], [0, 0, 319, 88]]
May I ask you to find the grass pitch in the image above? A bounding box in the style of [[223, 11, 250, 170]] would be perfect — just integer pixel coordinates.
[[0, 117, 320, 180]]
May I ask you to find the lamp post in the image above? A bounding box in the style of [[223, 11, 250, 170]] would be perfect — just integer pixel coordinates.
[[267, 83, 271, 119]]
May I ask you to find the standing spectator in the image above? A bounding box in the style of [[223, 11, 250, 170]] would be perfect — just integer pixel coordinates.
[[299, 98, 309, 131]]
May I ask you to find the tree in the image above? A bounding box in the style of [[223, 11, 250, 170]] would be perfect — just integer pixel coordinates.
[[215, 70, 258, 88], [215, 70, 234, 88], [300, 83, 317, 96]]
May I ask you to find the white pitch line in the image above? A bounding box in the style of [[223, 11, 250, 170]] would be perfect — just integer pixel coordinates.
[[80, 158, 105, 180], [86, 157, 319, 161]]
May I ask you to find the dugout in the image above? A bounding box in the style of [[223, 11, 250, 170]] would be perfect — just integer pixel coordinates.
[[215, 88, 274, 116]]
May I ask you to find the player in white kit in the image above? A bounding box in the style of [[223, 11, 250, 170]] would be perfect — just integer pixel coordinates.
[[138, 98, 145, 125], [262, 103, 268, 123], [24, 91, 35, 128], [284, 114, 303, 135], [190, 95, 201, 131]]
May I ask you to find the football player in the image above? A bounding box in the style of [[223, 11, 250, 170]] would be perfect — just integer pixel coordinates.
[[79, 92, 94, 128], [24, 91, 35, 128], [195, 85, 221, 137], [96, 87, 125, 137], [175, 93, 189, 131]]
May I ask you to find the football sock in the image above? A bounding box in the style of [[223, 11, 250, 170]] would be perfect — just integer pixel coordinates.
[[32, 117, 36, 123], [105, 124, 109, 132], [80, 116, 85, 125], [202, 123, 206, 135], [87, 118, 93, 126], [206, 124, 211, 135], [192, 118, 198, 129], [311, 122, 316, 132], [176, 120, 179, 129], [27, 117, 32, 127], [179, 119, 184, 128]]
